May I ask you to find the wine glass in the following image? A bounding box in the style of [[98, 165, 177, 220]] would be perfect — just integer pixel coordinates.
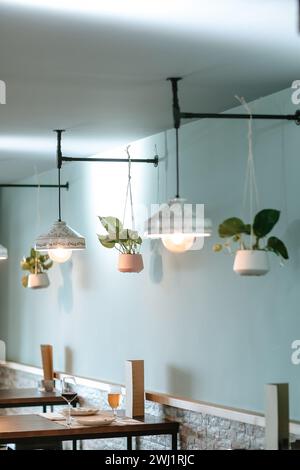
[[107, 385, 122, 417], [60, 376, 77, 427]]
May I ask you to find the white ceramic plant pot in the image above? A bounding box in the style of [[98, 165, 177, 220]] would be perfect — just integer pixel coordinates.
[[28, 273, 50, 289], [118, 254, 144, 273], [233, 250, 269, 276]]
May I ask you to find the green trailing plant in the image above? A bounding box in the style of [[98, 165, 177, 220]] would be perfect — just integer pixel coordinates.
[[97, 217, 142, 254], [20, 248, 53, 288], [213, 209, 289, 260]]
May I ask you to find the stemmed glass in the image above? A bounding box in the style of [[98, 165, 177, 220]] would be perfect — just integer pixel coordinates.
[[60, 376, 77, 427], [107, 385, 122, 417]]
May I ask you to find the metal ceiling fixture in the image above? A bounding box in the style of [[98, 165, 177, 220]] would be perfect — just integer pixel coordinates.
[[145, 78, 213, 253], [34, 128, 159, 262], [145, 76, 300, 254], [171, 77, 300, 125], [35, 130, 86, 263], [0, 183, 69, 189]]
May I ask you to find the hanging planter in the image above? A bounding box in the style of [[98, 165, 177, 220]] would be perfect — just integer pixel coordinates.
[[97, 147, 144, 274], [118, 254, 144, 273], [97, 217, 144, 273], [233, 250, 269, 276], [20, 248, 53, 289], [27, 272, 50, 289], [213, 98, 289, 276], [214, 209, 289, 276]]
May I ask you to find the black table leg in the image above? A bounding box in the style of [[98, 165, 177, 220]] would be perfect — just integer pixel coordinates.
[[43, 405, 46, 413], [72, 440, 77, 450], [127, 437, 132, 450], [171, 432, 177, 450], [50, 405, 54, 412]]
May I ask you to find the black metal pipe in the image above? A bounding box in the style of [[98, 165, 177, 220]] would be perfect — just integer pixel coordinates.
[[54, 130, 65, 221], [55, 129, 65, 170], [58, 168, 62, 222], [61, 156, 159, 167], [175, 128, 180, 198], [180, 111, 300, 123], [167, 77, 182, 129], [0, 183, 69, 189]]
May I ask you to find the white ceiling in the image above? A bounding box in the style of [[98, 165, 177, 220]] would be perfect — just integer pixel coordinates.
[[0, 0, 299, 182]]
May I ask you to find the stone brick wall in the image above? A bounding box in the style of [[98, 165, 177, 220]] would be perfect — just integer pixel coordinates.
[[0, 365, 265, 450]]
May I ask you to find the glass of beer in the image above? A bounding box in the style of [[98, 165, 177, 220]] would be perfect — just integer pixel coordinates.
[[107, 385, 122, 416]]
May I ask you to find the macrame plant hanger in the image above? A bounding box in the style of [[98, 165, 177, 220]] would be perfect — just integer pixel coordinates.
[[27, 168, 50, 289], [232, 97, 270, 276], [122, 146, 135, 231], [236, 96, 260, 251], [33, 169, 40, 278], [117, 146, 144, 273]]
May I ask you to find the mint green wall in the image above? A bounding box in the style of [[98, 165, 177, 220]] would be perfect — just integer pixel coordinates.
[[1, 87, 300, 417]]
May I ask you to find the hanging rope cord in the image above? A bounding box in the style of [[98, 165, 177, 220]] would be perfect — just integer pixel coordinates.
[[122, 146, 135, 231], [235, 96, 260, 249], [34, 165, 41, 274]]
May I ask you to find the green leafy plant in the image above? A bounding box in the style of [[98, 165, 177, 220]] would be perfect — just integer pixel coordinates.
[[213, 209, 289, 260], [97, 217, 142, 254], [20, 248, 53, 287]]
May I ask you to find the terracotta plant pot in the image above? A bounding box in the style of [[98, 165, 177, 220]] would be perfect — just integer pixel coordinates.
[[118, 254, 144, 273], [233, 250, 269, 276], [27, 273, 50, 289]]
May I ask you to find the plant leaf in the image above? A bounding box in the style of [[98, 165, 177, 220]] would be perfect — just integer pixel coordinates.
[[127, 229, 142, 242], [119, 229, 130, 241], [98, 234, 116, 249], [22, 275, 28, 288], [20, 248, 53, 275], [253, 209, 280, 238], [99, 217, 122, 237], [267, 236, 289, 260], [20, 261, 30, 271], [43, 260, 53, 270], [218, 218, 247, 238]]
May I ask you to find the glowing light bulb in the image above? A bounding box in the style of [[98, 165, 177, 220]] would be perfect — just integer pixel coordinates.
[[0, 245, 8, 260], [48, 248, 72, 263], [162, 234, 195, 253]]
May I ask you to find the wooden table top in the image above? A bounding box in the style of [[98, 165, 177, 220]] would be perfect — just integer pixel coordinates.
[[0, 413, 179, 443], [0, 388, 67, 407]]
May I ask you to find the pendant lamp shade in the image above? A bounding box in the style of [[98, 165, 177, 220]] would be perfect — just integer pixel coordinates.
[[35, 220, 86, 252], [0, 244, 8, 260], [145, 198, 212, 253], [33, 130, 86, 261]]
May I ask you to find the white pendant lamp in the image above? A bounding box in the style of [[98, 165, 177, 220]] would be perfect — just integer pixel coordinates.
[[145, 198, 212, 253], [144, 78, 212, 253], [0, 244, 8, 260], [35, 130, 86, 261]]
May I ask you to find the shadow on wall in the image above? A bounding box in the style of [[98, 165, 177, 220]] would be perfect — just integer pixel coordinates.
[[167, 364, 194, 398], [75, 250, 99, 290], [285, 219, 300, 272], [162, 131, 169, 201], [148, 131, 170, 284], [149, 240, 163, 284], [57, 262, 73, 314], [64, 346, 73, 374], [0, 340, 5, 361]]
